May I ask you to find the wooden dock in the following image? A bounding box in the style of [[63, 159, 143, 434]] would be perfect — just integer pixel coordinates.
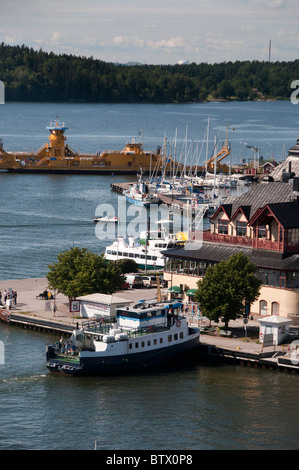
[[111, 181, 189, 213]]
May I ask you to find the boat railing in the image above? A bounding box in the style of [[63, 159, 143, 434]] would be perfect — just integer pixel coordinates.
[[81, 317, 181, 337], [127, 322, 169, 338], [82, 319, 113, 334]]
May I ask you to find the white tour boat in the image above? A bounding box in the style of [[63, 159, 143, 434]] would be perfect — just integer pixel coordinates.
[[104, 230, 181, 269], [46, 299, 200, 376]]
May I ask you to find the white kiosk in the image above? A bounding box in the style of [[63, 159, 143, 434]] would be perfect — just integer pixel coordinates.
[[258, 315, 291, 345]]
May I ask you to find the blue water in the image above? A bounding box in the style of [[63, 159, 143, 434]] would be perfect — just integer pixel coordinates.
[[0, 101, 298, 450]]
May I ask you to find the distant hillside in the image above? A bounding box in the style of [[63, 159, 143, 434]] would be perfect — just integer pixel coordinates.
[[0, 43, 298, 103]]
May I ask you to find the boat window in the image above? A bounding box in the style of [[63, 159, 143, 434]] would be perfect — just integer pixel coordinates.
[[168, 335, 172, 342], [135, 342, 139, 348], [141, 341, 145, 347], [160, 338, 163, 344], [129, 343, 132, 349], [174, 333, 178, 341], [179, 332, 184, 339], [147, 340, 151, 346], [153, 339, 157, 345], [147, 310, 156, 317], [140, 254, 145, 259], [122, 252, 128, 257], [106, 250, 111, 254], [111, 251, 117, 256]]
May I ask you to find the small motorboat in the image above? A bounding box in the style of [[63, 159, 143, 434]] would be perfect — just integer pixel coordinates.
[[93, 215, 118, 223]]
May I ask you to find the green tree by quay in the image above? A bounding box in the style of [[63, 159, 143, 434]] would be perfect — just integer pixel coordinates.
[[195, 252, 262, 330], [47, 246, 124, 300]]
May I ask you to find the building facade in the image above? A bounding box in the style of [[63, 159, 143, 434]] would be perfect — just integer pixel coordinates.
[[163, 179, 299, 322]]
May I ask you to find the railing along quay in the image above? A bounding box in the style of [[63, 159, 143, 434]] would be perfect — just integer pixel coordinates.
[[197, 342, 299, 373], [1, 311, 74, 335]]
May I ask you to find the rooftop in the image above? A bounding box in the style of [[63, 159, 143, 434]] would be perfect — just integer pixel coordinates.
[[221, 180, 298, 222], [163, 241, 299, 270]]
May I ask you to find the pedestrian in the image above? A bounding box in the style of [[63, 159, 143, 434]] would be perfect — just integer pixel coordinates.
[[13, 291, 17, 305], [3, 290, 7, 303], [0, 291, 2, 305]]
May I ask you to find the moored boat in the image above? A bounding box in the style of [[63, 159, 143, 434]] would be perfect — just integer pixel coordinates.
[[46, 299, 200, 376], [124, 173, 159, 206]]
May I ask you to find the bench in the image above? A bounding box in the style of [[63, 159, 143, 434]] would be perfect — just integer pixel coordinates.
[[200, 326, 216, 333], [220, 330, 232, 337]]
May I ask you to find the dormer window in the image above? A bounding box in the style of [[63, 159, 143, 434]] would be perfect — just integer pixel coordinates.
[[236, 221, 247, 237], [258, 225, 267, 238], [218, 219, 229, 234]]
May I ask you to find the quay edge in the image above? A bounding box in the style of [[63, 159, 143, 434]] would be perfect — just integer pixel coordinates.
[[1, 310, 299, 374]]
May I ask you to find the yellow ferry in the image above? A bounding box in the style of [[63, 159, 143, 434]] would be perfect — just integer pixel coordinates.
[[0, 118, 174, 175]]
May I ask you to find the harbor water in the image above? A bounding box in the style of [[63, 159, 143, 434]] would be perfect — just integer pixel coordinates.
[[0, 101, 299, 450]]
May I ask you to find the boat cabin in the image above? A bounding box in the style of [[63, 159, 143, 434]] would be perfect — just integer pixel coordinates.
[[116, 299, 182, 330]]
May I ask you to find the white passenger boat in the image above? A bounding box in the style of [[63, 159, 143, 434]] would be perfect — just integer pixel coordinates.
[[104, 230, 181, 269], [46, 299, 200, 376]]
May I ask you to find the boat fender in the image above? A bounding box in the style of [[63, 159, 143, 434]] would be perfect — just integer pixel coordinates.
[[176, 320, 181, 327]]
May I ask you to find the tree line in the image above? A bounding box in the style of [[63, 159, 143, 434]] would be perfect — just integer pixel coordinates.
[[0, 42, 298, 103]]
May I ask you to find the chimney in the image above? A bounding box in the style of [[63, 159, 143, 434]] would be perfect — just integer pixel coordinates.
[[293, 177, 299, 192]]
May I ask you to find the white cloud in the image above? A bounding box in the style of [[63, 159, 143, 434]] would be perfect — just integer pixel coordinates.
[[147, 37, 184, 50], [266, 0, 287, 7], [50, 31, 64, 45]]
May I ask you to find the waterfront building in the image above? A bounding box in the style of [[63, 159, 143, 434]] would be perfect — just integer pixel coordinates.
[[272, 135, 299, 180], [163, 179, 299, 322]]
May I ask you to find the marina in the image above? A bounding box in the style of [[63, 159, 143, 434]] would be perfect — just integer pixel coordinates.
[[0, 100, 299, 451]]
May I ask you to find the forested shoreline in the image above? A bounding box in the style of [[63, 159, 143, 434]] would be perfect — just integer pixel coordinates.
[[0, 43, 298, 103]]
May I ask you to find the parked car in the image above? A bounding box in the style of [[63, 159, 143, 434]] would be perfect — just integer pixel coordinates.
[[142, 275, 158, 288], [120, 281, 130, 290], [125, 274, 143, 289]]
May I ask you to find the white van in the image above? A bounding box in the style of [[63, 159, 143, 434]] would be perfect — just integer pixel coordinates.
[[125, 274, 143, 289], [142, 275, 157, 288]]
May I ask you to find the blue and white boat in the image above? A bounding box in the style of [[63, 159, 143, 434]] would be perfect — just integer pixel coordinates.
[[124, 173, 159, 207], [46, 299, 200, 376]]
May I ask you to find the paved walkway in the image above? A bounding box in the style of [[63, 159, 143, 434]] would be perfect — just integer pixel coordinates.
[[0, 277, 294, 357]]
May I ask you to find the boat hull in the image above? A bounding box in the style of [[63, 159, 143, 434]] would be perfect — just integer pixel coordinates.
[[46, 334, 200, 376], [125, 196, 160, 207]]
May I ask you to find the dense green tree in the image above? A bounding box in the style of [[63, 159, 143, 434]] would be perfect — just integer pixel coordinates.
[[47, 246, 124, 299], [1, 42, 299, 103], [112, 258, 139, 274], [195, 252, 262, 329]]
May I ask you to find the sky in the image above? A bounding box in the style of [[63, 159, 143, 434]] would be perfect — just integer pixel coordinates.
[[1, 0, 299, 65]]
